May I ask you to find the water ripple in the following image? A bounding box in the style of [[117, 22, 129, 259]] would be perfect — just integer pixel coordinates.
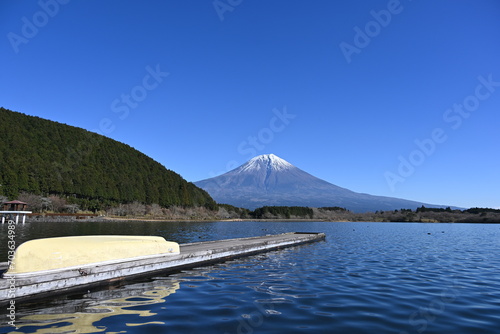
[[2, 221, 500, 333]]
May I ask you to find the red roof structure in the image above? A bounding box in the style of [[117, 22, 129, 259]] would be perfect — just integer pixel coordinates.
[[3, 200, 28, 211]]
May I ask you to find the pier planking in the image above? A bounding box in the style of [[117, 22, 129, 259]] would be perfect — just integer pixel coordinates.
[[0, 232, 325, 303]]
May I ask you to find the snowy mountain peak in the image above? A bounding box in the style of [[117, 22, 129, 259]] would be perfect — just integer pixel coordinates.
[[194, 154, 449, 212], [240, 154, 294, 173]]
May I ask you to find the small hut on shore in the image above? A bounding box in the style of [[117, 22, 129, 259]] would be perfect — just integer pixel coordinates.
[[1, 200, 31, 224], [2, 200, 28, 211]]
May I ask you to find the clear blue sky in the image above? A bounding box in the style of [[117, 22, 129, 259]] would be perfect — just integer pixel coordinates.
[[1, 0, 499, 209]]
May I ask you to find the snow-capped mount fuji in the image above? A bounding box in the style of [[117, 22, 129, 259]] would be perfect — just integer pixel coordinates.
[[229, 154, 309, 190], [195, 154, 447, 212], [239, 154, 294, 173]]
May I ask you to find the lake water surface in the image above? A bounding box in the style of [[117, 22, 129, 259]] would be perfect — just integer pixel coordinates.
[[1, 220, 500, 333]]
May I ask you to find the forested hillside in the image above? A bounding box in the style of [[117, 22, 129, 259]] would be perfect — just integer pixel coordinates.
[[0, 108, 216, 210]]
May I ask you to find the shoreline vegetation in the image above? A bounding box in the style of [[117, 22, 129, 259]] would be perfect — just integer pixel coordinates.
[[9, 194, 500, 224]]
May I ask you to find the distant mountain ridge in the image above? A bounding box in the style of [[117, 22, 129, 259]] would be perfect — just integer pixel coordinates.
[[0, 108, 216, 210], [195, 154, 453, 212]]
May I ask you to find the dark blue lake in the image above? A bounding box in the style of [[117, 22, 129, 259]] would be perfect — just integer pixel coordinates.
[[1, 221, 500, 333]]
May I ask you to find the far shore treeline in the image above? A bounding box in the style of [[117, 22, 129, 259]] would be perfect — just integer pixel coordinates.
[[221, 205, 500, 223], [1, 108, 498, 224], [4, 195, 500, 223]]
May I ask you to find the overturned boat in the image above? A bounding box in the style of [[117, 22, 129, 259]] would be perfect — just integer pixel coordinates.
[[0, 232, 325, 302]]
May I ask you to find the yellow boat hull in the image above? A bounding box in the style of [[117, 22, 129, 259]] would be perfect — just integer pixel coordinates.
[[7, 235, 179, 274]]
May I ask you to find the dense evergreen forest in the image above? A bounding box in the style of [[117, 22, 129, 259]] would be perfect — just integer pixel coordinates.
[[0, 108, 216, 211]]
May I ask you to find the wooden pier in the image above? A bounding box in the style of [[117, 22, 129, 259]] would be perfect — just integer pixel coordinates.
[[0, 232, 325, 303]]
